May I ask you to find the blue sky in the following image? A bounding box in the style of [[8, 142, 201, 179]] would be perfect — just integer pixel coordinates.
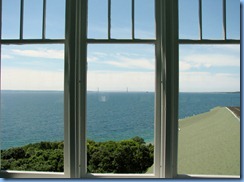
[[0, 0, 240, 92]]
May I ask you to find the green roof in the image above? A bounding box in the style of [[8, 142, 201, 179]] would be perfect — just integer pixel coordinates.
[[178, 107, 240, 176]]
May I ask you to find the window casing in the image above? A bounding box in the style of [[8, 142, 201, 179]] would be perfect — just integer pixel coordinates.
[[64, 0, 179, 178], [0, 0, 240, 178], [177, 0, 240, 178]]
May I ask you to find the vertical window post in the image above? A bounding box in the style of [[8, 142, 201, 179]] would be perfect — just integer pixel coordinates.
[[222, 0, 227, 40], [20, 0, 24, 40], [155, 0, 165, 178], [64, 0, 79, 178], [199, 0, 202, 40], [79, 0, 88, 178], [164, 0, 179, 178], [42, 0, 46, 39], [155, 0, 179, 178]]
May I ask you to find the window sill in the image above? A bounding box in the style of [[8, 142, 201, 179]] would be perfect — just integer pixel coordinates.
[[85, 173, 156, 178], [177, 174, 240, 179], [0, 170, 66, 178]]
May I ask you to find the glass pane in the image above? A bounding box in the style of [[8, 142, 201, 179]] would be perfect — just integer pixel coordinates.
[[88, 0, 108, 39], [179, 0, 199, 39], [87, 44, 155, 173], [134, 0, 155, 39], [46, 0, 65, 39], [226, 0, 240, 39], [23, 0, 43, 39], [1, 44, 64, 172], [2, 0, 20, 39], [202, 0, 223, 39], [111, 0, 131, 39], [178, 45, 240, 175]]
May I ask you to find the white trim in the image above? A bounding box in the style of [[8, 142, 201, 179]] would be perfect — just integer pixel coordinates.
[[79, 0, 88, 178], [85, 173, 156, 178], [225, 107, 240, 121], [64, 0, 79, 178], [177, 174, 240, 179], [78, 0, 166, 178], [155, 0, 165, 178], [0, 171, 66, 178]]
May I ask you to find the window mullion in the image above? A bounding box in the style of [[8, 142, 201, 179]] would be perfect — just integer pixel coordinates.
[[223, 0, 227, 40], [155, 0, 164, 178], [78, 0, 88, 178], [64, 0, 79, 178], [163, 0, 179, 178], [108, 0, 111, 39], [155, 0, 180, 178], [132, 0, 135, 39], [42, 0, 46, 39], [20, 0, 24, 40], [199, 0, 202, 40]]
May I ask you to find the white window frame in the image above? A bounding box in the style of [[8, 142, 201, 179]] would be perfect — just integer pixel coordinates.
[[177, 0, 240, 179], [0, 0, 240, 178], [65, 0, 179, 178], [0, 0, 67, 178]]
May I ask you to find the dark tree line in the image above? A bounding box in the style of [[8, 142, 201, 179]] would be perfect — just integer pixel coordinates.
[[1, 141, 64, 172], [1, 137, 153, 173]]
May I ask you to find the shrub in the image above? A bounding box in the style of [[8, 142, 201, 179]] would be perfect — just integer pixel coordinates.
[[1, 137, 153, 173]]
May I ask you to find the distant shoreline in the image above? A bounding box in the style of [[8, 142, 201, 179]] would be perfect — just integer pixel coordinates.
[[1, 90, 240, 94]]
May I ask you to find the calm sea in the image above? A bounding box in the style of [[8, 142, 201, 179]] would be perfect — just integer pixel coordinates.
[[0, 91, 240, 149]]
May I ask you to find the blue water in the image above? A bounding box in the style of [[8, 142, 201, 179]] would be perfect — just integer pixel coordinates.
[[87, 92, 154, 143], [0, 91, 240, 149]]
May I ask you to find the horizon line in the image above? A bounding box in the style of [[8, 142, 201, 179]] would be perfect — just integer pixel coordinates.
[[0, 89, 240, 93]]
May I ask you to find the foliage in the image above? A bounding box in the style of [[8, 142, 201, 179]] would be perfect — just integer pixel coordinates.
[[1, 137, 153, 173], [1, 141, 64, 172]]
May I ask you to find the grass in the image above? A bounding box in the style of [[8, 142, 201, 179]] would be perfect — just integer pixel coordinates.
[[178, 107, 240, 175]]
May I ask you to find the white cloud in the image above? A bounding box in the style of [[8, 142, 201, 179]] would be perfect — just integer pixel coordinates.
[[12, 49, 64, 59], [87, 52, 155, 70], [212, 45, 240, 53], [179, 71, 240, 92], [2, 68, 154, 92], [179, 61, 192, 71], [1, 54, 13, 59], [179, 44, 240, 71], [104, 57, 154, 70], [180, 53, 240, 71], [1, 68, 64, 90], [186, 54, 239, 67], [87, 56, 98, 62], [87, 71, 154, 91], [92, 52, 108, 57], [2, 45, 240, 92], [2, 67, 240, 92]]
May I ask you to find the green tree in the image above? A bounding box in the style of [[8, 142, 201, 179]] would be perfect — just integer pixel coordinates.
[[1, 137, 153, 173]]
